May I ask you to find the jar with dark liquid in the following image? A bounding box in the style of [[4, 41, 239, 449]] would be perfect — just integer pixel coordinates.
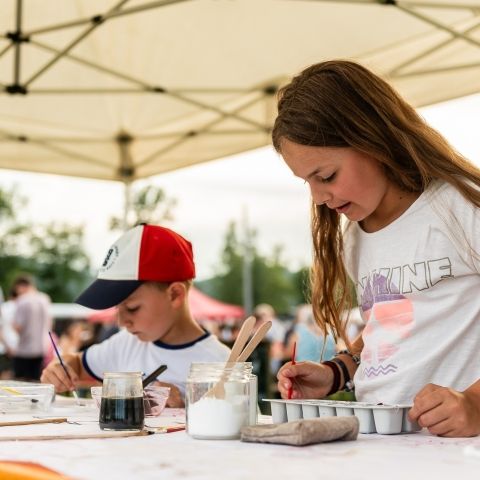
[[99, 372, 144, 431]]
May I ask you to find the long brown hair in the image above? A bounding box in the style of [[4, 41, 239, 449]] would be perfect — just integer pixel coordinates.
[[272, 60, 480, 347]]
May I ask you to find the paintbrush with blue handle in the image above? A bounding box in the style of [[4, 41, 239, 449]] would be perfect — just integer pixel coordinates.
[[48, 331, 82, 406]]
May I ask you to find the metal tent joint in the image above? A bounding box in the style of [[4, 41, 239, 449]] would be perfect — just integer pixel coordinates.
[[6, 31, 30, 43], [116, 132, 133, 144], [5, 84, 28, 95], [118, 166, 135, 179], [263, 85, 278, 96], [90, 15, 105, 26]]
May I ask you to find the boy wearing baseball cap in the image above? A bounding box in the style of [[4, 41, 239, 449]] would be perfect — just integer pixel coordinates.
[[41, 224, 230, 406]]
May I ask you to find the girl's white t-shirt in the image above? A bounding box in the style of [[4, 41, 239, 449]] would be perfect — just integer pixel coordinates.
[[82, 328, 231, 397], [344, 180, 480, 404]]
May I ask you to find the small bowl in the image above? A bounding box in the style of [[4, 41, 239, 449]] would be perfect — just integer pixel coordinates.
[[143, 385, 170, 417], [90, 385, 170, 417]]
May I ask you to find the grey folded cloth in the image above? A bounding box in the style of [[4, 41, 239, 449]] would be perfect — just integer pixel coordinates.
[[240, 416, 359, 446]]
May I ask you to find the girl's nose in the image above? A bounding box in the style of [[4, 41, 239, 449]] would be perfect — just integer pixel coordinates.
[[308, 182, 332, 206], [311, 190, 332, 206]]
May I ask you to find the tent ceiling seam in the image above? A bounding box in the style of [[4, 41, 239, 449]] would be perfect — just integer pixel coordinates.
[[21, 40, 267, 131], [22, 141, 111, 170], [0, 140, 111, 171], [393, 60, 480, 78], [397, 4, 480, 48], [13, 0, 23, 85], [137, 92, 269, 168], [0, 43, 13, 58], [22, 0, 191, 37], [403, 2, 480, 10], [0, 129, 263, 144], [166, 91, 268, 131], [24, 0, 131, 87], [388, 19, 480, 76]]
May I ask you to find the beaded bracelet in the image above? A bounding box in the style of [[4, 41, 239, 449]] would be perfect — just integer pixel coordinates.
[[335, 349, 361, 366], [322, 360, 341, 396]]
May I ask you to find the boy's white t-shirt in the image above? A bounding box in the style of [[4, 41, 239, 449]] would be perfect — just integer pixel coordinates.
[[344, 180, 480, 405], [82, 328, 230, 396]]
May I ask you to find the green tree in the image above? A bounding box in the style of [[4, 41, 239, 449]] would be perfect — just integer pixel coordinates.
[[26, 223, 91, 302], [213, 222, 244, 305], [291, 266, 310, 305], [0, 186, 91, 302], [251, 246, 298, 313], [203, 222, 308, 315], [109, 184, 176, 231]]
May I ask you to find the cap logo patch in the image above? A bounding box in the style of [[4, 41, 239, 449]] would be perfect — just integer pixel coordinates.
[[101, 245, 119, 271]]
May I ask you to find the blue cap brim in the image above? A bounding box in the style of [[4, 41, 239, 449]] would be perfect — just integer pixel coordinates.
[[75, 279, 142, 310]]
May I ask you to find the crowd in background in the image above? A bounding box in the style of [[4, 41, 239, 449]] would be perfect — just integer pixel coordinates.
[[206, 302, 364, 400], [0, 274, 102, 382], [0, 273, 363, 402]]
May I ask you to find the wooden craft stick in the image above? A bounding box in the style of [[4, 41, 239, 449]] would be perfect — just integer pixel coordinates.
[[0, 418, 67, 427], [226, 316, 256, 363], [236, 320, 272, 362], [205, 316, 256, 399], [0, 429, 152, 442]]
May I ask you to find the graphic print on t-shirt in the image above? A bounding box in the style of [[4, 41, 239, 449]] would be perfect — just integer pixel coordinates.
[[360, 273, 413, 378], [357, 258, 453, 380]]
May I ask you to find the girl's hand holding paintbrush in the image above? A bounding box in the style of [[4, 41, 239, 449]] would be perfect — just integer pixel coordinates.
[[277, 361, 335, 400]]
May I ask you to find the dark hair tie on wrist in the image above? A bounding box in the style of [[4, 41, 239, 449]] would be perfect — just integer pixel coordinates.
[[322, 360, 341, 396]]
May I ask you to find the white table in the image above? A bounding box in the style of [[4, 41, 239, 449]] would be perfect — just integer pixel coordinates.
[[0, 398, 479, 479]]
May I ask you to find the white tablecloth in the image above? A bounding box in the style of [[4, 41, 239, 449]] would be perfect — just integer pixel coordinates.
[[0, 398, 479, 479]]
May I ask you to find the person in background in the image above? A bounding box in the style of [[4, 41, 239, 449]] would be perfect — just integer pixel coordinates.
[[41, 224, 230, 407], [285, 304, 336, 363], [0, 287, 19, 379], [11, 275, 52, 381], [254, 303, 286, 375], [274, 60, 480, 437], [58, 319, 89, 356]]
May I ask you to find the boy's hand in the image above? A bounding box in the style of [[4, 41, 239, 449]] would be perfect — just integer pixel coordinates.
[[40, 361, 79, 393], [152, 381, 184, 408], [409, 383, 480, 437], [277, 361, 334, 399]]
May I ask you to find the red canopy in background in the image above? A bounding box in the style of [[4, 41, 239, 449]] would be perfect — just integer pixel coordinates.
[[87, 286, 244, 324], [88, 307, 118, 324], [188, 286, 244, 322]]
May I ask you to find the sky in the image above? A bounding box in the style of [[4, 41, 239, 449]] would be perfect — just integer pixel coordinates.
[[1, 93, 479, 281]]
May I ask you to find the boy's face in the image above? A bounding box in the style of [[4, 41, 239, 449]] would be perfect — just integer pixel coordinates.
[[117, 283, 175, 342]]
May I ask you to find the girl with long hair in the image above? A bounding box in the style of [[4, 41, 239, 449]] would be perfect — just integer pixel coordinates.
[[274, 60, 480, 437]]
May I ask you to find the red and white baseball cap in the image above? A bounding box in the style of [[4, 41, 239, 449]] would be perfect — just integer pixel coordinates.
[[76, 224, 195, 309]]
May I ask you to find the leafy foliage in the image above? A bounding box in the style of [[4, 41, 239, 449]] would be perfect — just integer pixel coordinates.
[[0, 186, 91, 302], [109, 185, 176, 231], [200, 222, 309, 315]]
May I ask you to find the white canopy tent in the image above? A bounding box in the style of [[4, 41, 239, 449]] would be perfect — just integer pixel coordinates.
[[1, 0, 480, 184]]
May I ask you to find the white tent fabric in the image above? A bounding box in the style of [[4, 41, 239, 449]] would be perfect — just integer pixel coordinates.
[[1, 0, 480, 182]]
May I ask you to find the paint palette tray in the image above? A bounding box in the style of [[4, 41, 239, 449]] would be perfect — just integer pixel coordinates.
[[263, 399, 421, 434], [0, 381, 55, 413]]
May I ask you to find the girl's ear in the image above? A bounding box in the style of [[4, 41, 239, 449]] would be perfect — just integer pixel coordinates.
[[167, 282, 187, 306]]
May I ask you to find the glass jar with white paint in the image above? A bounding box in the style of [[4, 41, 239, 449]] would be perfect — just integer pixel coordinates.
[[186, 362, 252, 440]]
